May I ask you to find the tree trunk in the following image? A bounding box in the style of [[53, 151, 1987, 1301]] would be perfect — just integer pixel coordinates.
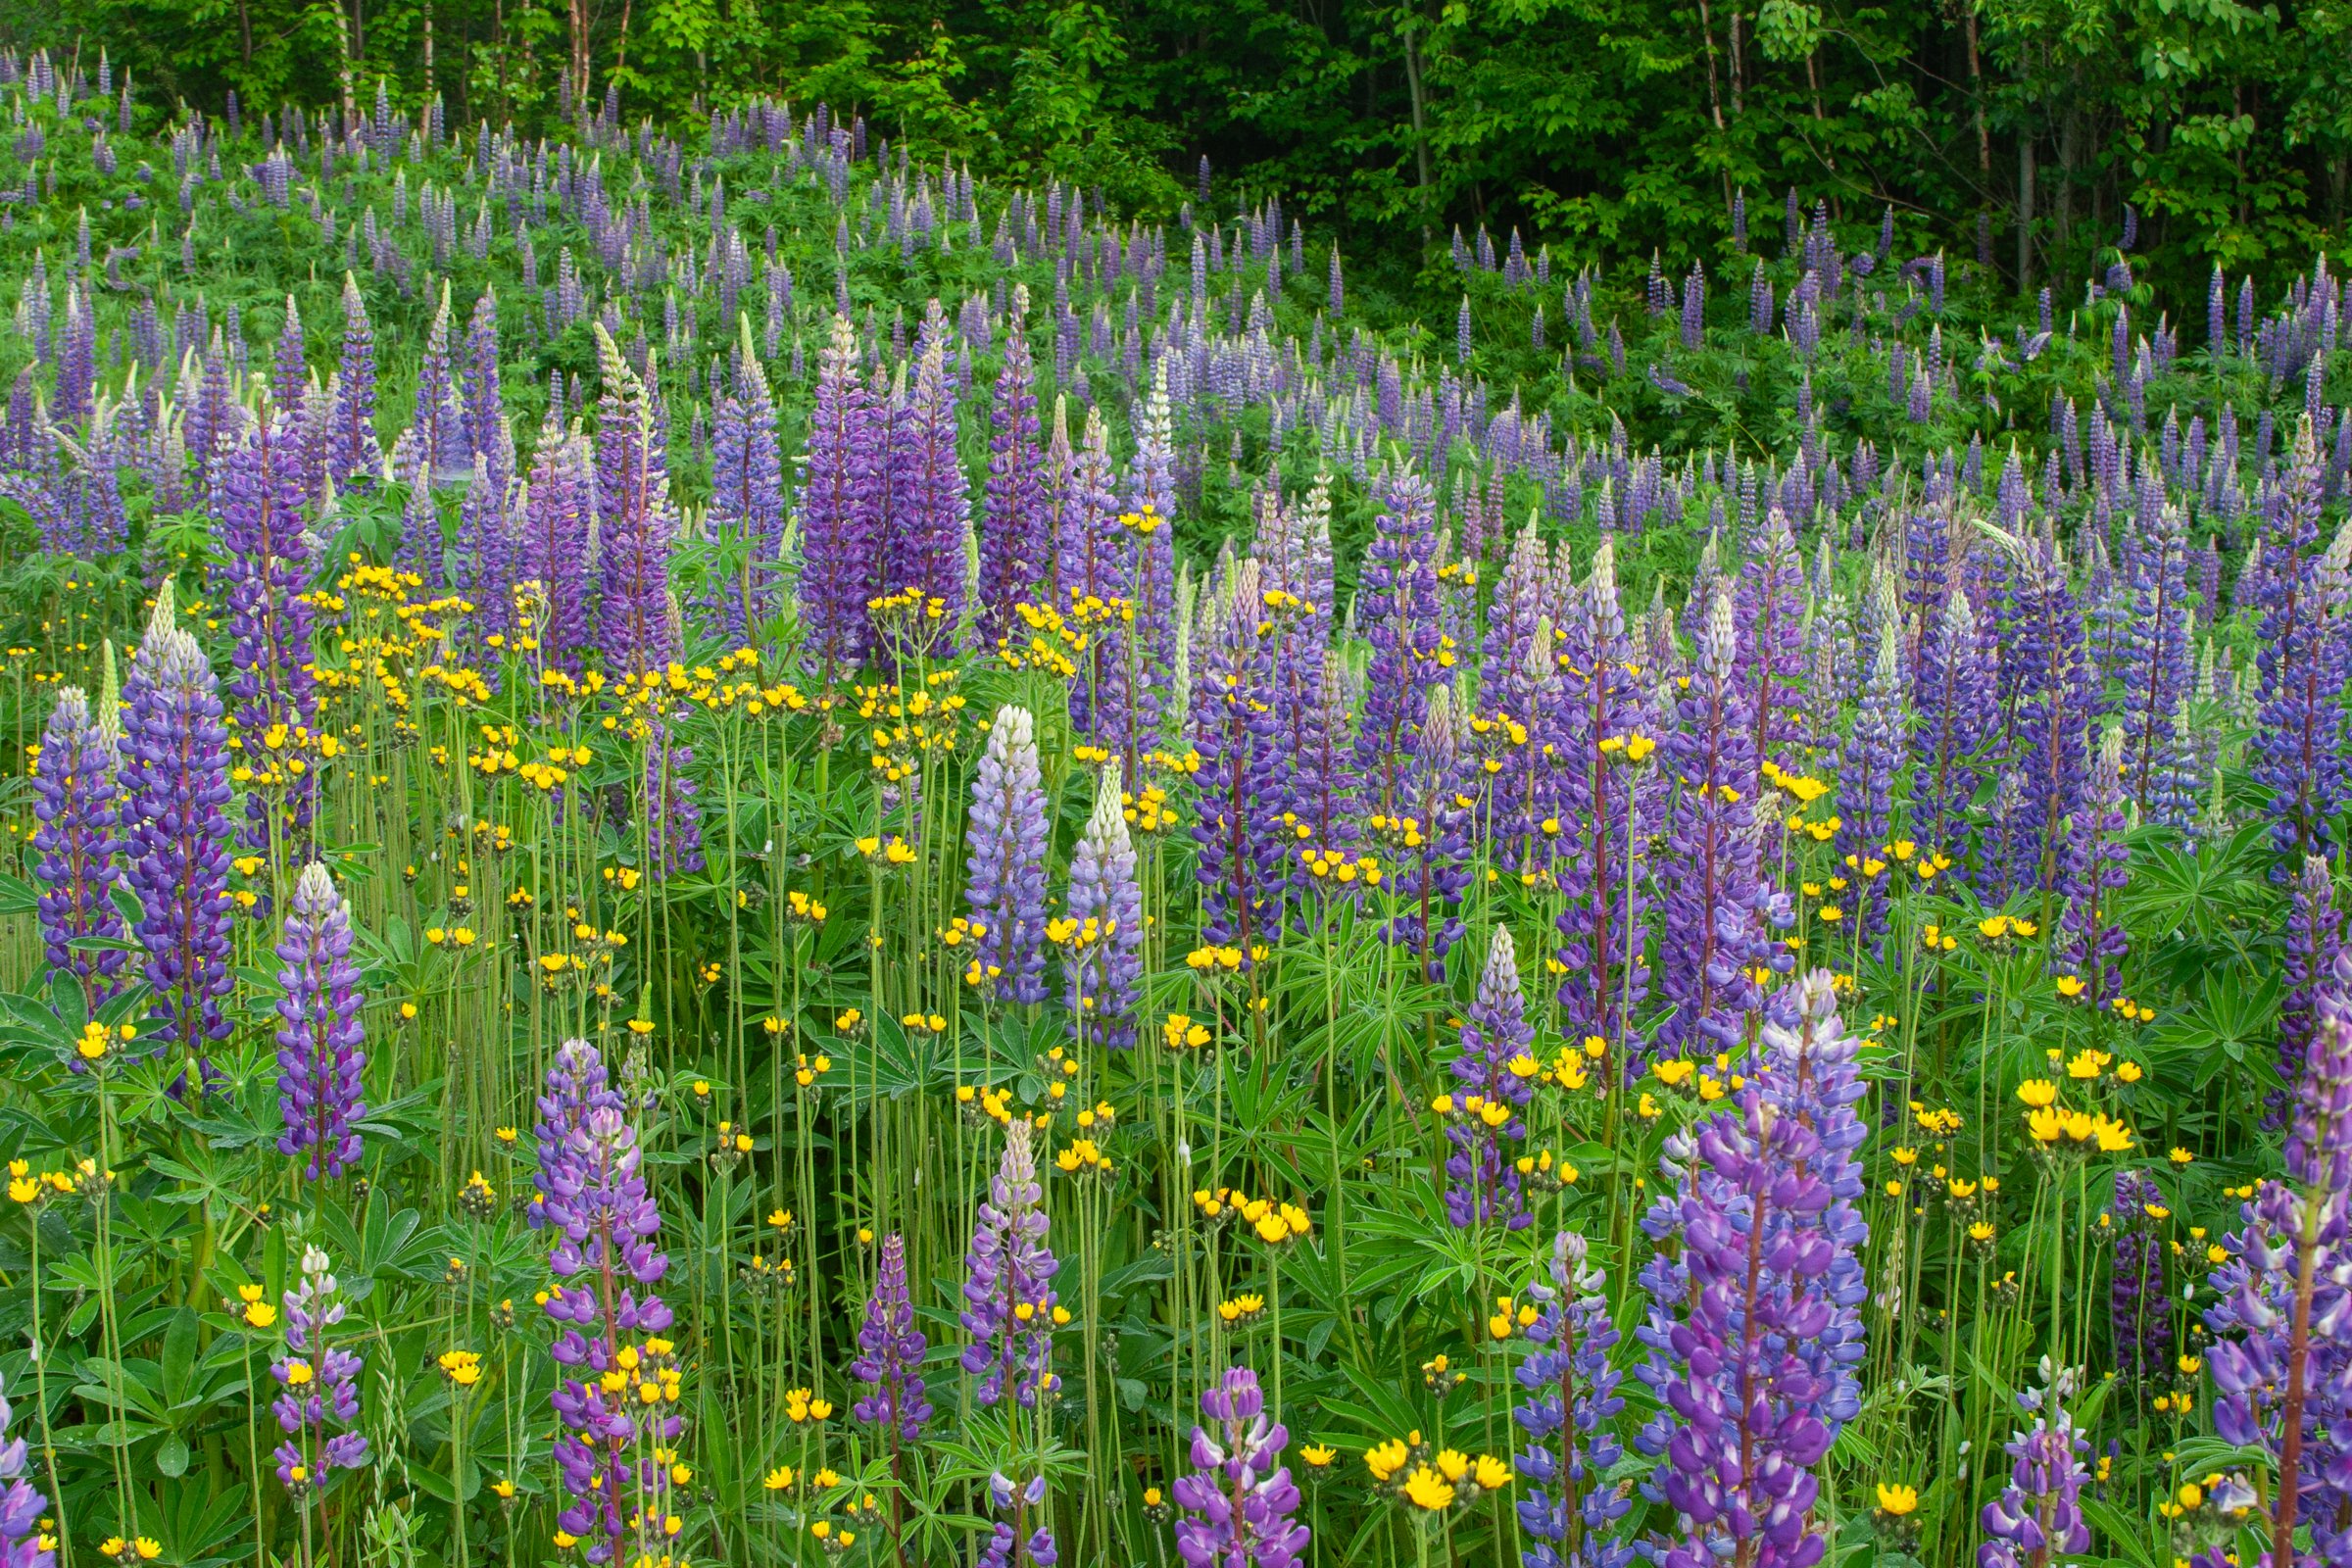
[[1399, 13, 1435, 254], [1697, 0, 1726, 131], [2017, 131, 2035, 291], [421, 0, 435, 108], [1728, 3, 1743, 116]]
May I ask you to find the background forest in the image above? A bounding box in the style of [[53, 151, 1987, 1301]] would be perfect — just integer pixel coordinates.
[[7, 0, 2352, 312]]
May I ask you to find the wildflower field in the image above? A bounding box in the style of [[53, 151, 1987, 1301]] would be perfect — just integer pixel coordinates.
[[1, 43, 2351, 1568]]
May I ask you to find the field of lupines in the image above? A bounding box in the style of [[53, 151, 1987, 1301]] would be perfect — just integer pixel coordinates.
[[0, 38, 2348, 1568]]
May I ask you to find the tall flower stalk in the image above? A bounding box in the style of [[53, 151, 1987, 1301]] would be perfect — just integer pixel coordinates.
[[272, 862, 366, 1182]]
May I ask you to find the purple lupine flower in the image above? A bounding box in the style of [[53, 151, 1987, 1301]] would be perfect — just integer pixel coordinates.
[[2250, 417, 2352, 871], [1064, 760, 1145, 1049], [1555, 538, 1662, 1056], [326, 272, 377, 487], [120, 594, 234, 1076], [1911, 587, 1993, 869], [965, 704, 1052, 1006], [959, 1118, 1060, 1408], [1066, 407, 1135, 750], [0, 1375, 55, 1568], [270, 1245, 369, 1492], [1633, 970, 1867, 1568], [404, 283, 463, 484], [978, 289, 1047, 644], [31, 683, 129, 1004], [882, 304, 969, 636], [519, 416, 596, 675], [1116, 362, 1181, 766], [273, 862, 366, 1182], [2203, 953, 2352, 1567], [707, 318, 789, 643], [1445, 927, 1537, 1228], [1190, 561, 1287, 951], [536, 1038, 681, 1566], [641, 718, 704, 876], [1171, 1365, 1309, 1568], [1387, 682, 1475, 975], [977, 1471, 1059, 1568], [2121, 499, 2193, 819], [2107, 1169, 2174, 1394], [1977, 1409, 2092, 1568], [460, 287, 507, 490], [798, 313, 881, 674], [455, 453, 517, 655], [591, 323, 676, 675], [1655, 587, 1784, 1058], [1734, 507, 1808, 772], [1833, 611, 1908, 940], [2057, 726, 2132, 1006], [1991, 527, 2093, 900], [271, 293, 307, 415], [1352, 466, 1443, 820], [852, 1232, 931, 1443], [1513, 1232, 1632, 1568], [2276, 856, 2344, 1126], [212, 413, 318, 848]]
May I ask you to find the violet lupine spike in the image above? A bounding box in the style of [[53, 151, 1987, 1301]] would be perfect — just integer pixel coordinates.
[[120, 595, 234, 1076], [2057, 726, 2132, 1006], [1990, 527, 2093, 900], [519, 417, 596, 676], [1118, 360, 1181, 762], [270, 293, 306, 415], [851, 1232, 932, 1443], [959, 1118, 1061, 1408], [1833, 611, 1908, 941], [326, 272, 377, 488], [1632, 970, 1868, 1568], [1554, 538, 1662, 1055], [978, 1472, 1059, 1568], [1387, 680, 1475, 975], [405, 281, 463, 484], [0, 1375, 55, 1568], [1065, 407, 1134, 750], [707, 316, 789, 643], [1512, 1232, 1633, 1568], [31, 683, 129, 1004], [2121, 499, 2193, 816], [1189, 563, 1287, 951], [1444, 926, 1537, 1230], [1976, 1410, 2092, 1568], [1733, 506, 1808, 772], [965, 704, 1052, 1006], [1655, 586, 1783, 1059], [212, 412, 319, 849], [1171, 1365, 1309, 1568], [2204, 952, 2352, 1567], [977, 286, 1047, 644], [460, 287, 508, 490], [270, 1245, 369, 1492], [2106, 1168, 2174, 1396], [591, 322, 678, 676], [1063, 759, 1145, 1049], [641, 718, 705, 877], [535, 1038, 682, 1567], [1351, 466, 1443, 820], [2251, 418, 2352, 873], [885, 303, 970, 637], [2275, 856, 2345, 1127], [1911, 586, 1993, 870], [797, 313, 881, 674], [273, 862, 367, 1182]]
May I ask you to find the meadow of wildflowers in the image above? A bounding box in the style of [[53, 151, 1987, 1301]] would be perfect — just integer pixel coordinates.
[[0, 43, 2350, 1568]]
